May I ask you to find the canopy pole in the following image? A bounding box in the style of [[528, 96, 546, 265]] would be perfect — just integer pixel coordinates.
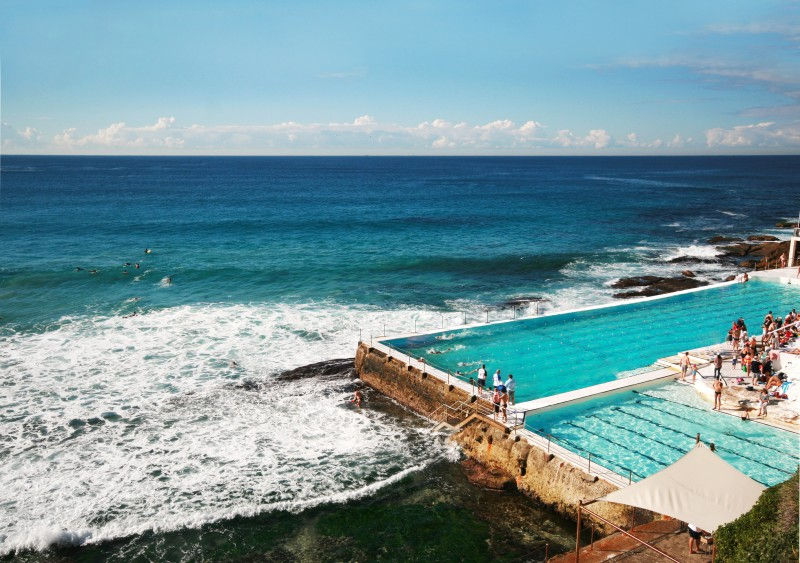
[[575, 501, 582, 563]]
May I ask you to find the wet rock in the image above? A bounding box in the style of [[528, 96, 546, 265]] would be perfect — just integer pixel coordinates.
[[460, 459, 516, 491], [668, 256, 719, 264], [776, 220, 797, 228], [101, 411, 122, 422], [277, 358, 355, 381], [707, 235, 743, 244], [612, 277, 708, 299], [681, 270, 695, 278], [724, 275, 736, 282], [610, 275, 664, 289], [499, 296, 548, 309], [718, 243, 754, 257], [747, 234, 779, 242], [739, 260, 756, 269]]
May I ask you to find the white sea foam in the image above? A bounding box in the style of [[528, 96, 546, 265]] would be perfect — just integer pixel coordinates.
[[0, 303, 457, 555], [717, 210, 746, 217], [663, 244, 721, 260]]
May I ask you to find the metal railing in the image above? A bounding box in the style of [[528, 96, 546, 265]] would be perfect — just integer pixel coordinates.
[[522, 426, 637, 487]]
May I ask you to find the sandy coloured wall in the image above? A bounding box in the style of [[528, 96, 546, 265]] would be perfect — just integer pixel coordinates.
[[355, 342, 645, 532]]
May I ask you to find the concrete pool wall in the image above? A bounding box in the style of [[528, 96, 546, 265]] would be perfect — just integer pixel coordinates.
[[354, 341, 637, 530]]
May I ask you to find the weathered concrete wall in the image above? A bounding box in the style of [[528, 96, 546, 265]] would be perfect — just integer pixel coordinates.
[[355, 342, 645, 532], [355, 342, 484, 420], [452, 418, 636, 532]]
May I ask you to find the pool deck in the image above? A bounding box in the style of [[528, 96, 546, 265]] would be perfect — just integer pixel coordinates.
[[512, 367, 676, 416]]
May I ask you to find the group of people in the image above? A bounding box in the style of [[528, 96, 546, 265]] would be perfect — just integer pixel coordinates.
[[472, 364, 516, 423], [724, 307, 799, 417]]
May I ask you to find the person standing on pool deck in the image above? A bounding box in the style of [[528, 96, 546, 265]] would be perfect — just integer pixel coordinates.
[[713, 354, 723, 379], [680, 352, 690, 381], [493, 369, 502, 390], [505, 374, 516, 405], [713, 378, 723, 410], [690, 363, 699, 384], [477, 364, 487, 396], [492, 388, 501, 421]]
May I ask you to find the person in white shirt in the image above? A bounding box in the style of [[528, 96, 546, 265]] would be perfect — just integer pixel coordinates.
[[493, 369, 502, 389], [476, 364, 487, 396], [505, 374, 516, 404]]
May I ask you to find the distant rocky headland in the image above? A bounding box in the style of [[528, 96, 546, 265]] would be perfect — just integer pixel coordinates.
[[611, 221, 794, 299]]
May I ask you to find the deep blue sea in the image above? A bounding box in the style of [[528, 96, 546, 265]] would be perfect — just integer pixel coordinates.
[[1, 155, 799, 559]]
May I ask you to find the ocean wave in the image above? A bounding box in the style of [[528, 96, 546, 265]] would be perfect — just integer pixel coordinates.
[[0, 303, 459, 555], [663, 244, 721, 260], [584, 175, 692, 188]]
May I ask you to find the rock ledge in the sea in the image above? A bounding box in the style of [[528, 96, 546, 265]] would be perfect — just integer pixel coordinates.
[[460, 459, 516, 491], [612, 276, 708, 299], [277, 358, 355, 381], [707, 235, 743, 244]]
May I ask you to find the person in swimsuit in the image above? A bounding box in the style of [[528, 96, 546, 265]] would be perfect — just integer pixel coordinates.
[[679, 352, 690, 381], [713, 378, 723, 410], [758, 389, 769, 417], [500, 389, 509, 423], [351, 390, 363, 407], [492, 389, 501, 420]]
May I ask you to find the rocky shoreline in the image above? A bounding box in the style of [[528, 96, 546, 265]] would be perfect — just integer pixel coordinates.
[[611, 224, 793, 299]]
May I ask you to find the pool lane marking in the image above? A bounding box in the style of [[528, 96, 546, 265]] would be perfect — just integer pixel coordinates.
[[617, 403, 794, 476]]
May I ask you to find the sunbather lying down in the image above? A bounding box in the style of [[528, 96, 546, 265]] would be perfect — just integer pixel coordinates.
[[764, 375, 783, 393]]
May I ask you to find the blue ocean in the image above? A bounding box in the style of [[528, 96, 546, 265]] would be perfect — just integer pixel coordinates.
[[1, 155, 799, 560]]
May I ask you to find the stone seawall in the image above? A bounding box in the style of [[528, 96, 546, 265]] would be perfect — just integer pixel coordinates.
[[355, 342, 642, 532]]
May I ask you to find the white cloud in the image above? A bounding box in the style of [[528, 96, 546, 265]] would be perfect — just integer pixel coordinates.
[[14, 114, 795, 154], [554, 128, 611, 149], [705, 121, 800, 147]]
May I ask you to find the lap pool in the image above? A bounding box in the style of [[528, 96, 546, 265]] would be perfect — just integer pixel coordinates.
[[383, 280, 799, 403], [524, 382, 799, 486]]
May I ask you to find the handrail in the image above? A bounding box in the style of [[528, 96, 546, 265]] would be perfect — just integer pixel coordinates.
[[577, 502, 680, 563], [523, 426, 638, 485]]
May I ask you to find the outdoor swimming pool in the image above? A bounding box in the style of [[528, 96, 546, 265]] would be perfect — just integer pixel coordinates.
[[384, 280, 799, 403], [524, 382, 799, 486]]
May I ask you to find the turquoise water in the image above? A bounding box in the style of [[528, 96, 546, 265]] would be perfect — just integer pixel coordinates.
[[385, 280, 799, 402], [524, 383, 799, 487]]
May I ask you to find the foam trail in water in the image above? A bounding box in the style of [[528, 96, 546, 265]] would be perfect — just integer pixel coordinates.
[[0, 303, 459, 554]]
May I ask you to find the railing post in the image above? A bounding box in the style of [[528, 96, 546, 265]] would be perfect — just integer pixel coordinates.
[[629, 469, 632, 484], [575, 501, 582, 563], [544, 542, 549, 562], [547, 434, 551, 454], [463, 311, 466, 325]]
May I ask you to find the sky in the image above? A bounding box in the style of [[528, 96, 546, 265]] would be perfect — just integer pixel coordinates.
[[1, 1, 799, 155]]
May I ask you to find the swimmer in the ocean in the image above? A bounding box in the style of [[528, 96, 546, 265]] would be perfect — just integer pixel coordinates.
[[229, 360, 239, 368], [124, 262, 131, 266], [89, 269, 98, 274], [145, 248, 152, 254], [351, 390, 363, 407], [165, 276, 173, 285], [75, 267, 84, 271], [135, 263, 140, 269], [123, 311, 138, 318]]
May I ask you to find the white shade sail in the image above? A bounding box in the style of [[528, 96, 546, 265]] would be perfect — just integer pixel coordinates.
[[599, 443, 765, 532]]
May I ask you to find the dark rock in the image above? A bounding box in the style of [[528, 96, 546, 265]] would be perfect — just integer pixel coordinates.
[[668, 256, 719, 264], [718, 243, 754, 257], [276, 358, 355, 381], [776, 220, 797, 228], [724, 275, 737, 282], [747, 235, 779, 242], [499, 296, 548, 309], [708, 235, 743, 244], [610, 275, 665, 289], [460, 458, 516, 491], [682, 270, 696, 278], [739, 260, 756, 269], [612, 277, 709, 299]]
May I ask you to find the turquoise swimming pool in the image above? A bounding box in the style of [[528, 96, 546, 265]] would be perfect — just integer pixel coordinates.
[[524, 383, 799, 486], [384, 280, 799, 403]]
